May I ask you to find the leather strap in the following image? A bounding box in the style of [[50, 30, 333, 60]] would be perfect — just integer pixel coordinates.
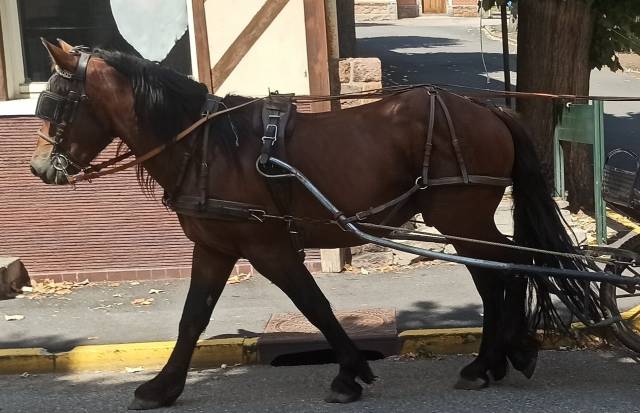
[[422, 90, 436, 185], [68, 97, 262, 184], [428, 175, 512, 186], [436, 93, 469, 184], [344, 184, 421, 224], [164, 195, 267, 222]]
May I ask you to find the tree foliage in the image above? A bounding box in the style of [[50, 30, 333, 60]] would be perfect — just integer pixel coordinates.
[[481, 0, 640, 71]]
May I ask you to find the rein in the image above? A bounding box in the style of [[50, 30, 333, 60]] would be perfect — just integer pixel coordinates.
[[66, 97, 262, 184], [60, 82, 640, 186], [291, 83, 640, 103]]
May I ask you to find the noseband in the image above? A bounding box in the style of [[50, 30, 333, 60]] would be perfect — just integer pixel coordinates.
[[35, 48, 92, 179]]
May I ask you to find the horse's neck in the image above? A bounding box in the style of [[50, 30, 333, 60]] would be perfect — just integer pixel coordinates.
[[124, 129, 188, 191]]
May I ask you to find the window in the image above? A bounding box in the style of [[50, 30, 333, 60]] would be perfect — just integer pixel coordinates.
[[3, 0, 193, 100], [18, 0, 192, 83]]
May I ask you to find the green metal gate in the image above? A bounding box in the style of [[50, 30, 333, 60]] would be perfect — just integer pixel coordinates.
[[553, 101, 606, 245]]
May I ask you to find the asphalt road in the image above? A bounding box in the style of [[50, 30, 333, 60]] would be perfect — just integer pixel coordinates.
[[356, 16, 640, 158], [0, 350, 638, 412]]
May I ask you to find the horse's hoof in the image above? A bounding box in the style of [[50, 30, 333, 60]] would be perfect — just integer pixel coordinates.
[[520, 356, 537, 379], [325, 390, 361, 404], [489, 360, 509, 382], [326, 374, 363, 403], [454, 376, 489, 390], [128, 397, 163, 410]]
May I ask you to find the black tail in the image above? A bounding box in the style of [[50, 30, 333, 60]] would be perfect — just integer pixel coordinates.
[[491, 107, 603, 333]]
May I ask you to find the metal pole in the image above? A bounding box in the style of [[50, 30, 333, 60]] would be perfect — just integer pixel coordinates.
[[500, 3, 512, 108], [266, 157, 640, 286], [593, 100, 607, 245]]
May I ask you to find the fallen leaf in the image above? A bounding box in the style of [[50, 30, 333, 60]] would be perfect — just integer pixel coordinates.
[[21, 286, 33, 293], [360, 268, 369, 275], [5, 315, 25, 321], [131, 298, 154, 306], [107, 282, 120, 287], [125, 367, 144, 373], [87, 336, 99, 340], [74, 279, 90, 287], [112, 293, 123, 298], [227, 273, 251, 285], [20, 372, 30, 378], [129, 281, 141, 286], [148, 289, 164, 294]]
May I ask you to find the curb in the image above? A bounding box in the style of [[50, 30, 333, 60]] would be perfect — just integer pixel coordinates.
[[0, 326, 608, 375], [0, 338, 258, 375]]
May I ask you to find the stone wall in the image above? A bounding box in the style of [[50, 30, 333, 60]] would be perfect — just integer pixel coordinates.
[[451, 0, 478, 17], [335, 57, 383, 108], [354, 0, 398, 22]]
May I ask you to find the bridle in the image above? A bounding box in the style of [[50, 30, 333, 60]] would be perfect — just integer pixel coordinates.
[[36, 48, 133, 184], [35, 48, 96, 181]]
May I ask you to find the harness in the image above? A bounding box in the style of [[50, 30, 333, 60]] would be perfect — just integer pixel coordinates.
[[34, 60, 512, 258]]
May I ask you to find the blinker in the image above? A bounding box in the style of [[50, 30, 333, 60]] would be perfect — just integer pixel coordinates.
[[35, 91, 66, 124]]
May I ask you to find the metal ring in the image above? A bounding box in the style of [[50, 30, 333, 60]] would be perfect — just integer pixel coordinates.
[[415, 176, 428, 190], [51, 153, 70, 171]]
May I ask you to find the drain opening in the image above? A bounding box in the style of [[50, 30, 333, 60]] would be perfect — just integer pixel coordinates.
[[271, 349, 384, 367]]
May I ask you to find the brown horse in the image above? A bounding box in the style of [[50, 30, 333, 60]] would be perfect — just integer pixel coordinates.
[[30, 40, 597, 410]]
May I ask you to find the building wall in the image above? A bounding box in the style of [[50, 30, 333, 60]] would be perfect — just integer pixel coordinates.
[[451, 0, 478, 17], [354, 0, 398, 22], [205, 0, 310, 96], [0, 117, 194, 281], [0, 117, 321, 281]]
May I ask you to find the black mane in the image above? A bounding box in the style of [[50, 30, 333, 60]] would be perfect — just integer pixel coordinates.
[[94, 49, 209, 141]]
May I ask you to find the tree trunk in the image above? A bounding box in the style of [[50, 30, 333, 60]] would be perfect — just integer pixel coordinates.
[[516, 0, 595, 211], [336, 0, 356, 58]]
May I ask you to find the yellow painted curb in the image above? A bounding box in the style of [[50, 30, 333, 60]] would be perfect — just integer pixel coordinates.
[[0, 348, 54, 374], [399, 328, 482, 356], [0, 338, 252, 375], [0, 323, 625, 375], [607, 210, 640, 234]]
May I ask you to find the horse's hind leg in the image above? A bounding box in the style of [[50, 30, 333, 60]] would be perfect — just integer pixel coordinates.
[[431, 217, 538, 388], [247, 242, 375, 404], [130, 244, 237, 410], [421, 187, 528, 388]]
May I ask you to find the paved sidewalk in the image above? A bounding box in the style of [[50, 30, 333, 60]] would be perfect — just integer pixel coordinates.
[[1, 264, 481, 352]]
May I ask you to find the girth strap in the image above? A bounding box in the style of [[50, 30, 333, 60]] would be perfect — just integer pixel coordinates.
[[164, 196, 266, 222], [257, 94, 305, 260], [198, 94, 223, 207]]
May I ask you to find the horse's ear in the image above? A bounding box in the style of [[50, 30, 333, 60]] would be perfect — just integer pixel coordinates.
[[57, 38, 74, 53], [41, 37, 77, 73]]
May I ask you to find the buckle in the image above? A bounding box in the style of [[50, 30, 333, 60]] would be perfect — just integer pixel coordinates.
[[262, 124, 278, 145], [249, 209, 266, 222]]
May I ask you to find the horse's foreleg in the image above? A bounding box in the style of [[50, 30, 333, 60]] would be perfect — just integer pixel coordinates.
[[248, 244, 375, 404], [129, 244, 237, 410]]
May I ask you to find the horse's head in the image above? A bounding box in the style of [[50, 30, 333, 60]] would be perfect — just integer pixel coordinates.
[[30, 39, 130, 185]]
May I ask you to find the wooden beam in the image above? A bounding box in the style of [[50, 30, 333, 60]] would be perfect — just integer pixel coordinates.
[[0, 17, 8, 101], [211, 0, 290, 92], [303, 0, 331, 112], [192, 0, 213, 92], [320, 249, 347, 273]]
